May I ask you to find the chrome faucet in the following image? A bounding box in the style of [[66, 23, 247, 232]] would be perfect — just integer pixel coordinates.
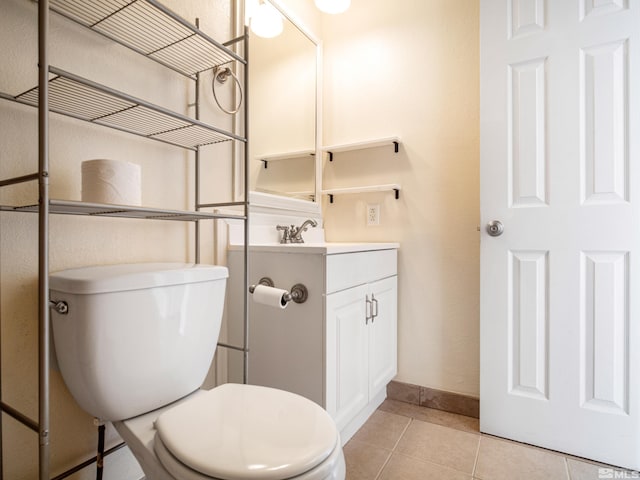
[[276, 224, 292, 244], [276, 219, 318, 244], [290, 219, 318, 243]]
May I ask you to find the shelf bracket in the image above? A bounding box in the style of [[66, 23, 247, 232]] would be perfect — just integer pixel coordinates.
[[394, 188, 400, 199], [393, 141, 399, 153]]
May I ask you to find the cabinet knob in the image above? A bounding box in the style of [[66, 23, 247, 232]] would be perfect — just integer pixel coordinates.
[[366, 295, 372, 324]]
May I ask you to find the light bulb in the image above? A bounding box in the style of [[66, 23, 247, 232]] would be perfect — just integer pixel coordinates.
[[250, 2, 284, 38], [315, 0, 351, 14]]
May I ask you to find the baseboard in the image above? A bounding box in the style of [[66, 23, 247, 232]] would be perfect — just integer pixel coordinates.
[[387, 380, 479, 419]]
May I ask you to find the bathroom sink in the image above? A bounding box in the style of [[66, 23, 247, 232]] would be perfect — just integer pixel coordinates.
[[228, 242, 399, 254]]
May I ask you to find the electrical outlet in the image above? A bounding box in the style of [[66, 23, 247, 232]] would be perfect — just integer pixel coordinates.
[[366, 204, 380, 226]]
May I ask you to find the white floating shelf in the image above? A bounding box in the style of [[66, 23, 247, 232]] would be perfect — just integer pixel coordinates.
[[256, 149, 315, 168], [322, 184, 401, 203], [322, 136, 401, 160]]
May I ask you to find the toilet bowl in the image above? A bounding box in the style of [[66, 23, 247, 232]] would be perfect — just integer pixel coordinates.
[[49, 263, 345, 480], [115, 384, 345, 480]]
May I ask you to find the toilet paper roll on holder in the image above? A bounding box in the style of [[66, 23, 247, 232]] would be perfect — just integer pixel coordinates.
[[249, 277, 308, 304]]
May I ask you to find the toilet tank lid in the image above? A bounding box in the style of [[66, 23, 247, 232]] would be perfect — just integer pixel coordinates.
[[50, 263, 228, 294]]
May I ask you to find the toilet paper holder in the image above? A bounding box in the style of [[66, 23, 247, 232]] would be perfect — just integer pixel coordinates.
[[249, 277, 308, 304]]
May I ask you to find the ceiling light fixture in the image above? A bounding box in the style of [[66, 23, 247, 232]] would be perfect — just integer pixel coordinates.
[[247, 1, 283, 39], [314, 0, 351, 14]]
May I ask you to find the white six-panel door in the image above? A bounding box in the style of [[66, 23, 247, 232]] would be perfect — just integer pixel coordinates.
[[480, 0, 639, 469]]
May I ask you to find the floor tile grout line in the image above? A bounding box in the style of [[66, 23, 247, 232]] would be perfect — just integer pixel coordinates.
[[373, 449, 393, 480], [391, 417, 413, 451], [380, 402, 481, 435], [374, 417, 413, 480], [471, 434, 482, 478], [382, 430, 483, 476], [564, 456, 571, 480], [375, 402, 639, 478], [381, 450, 483, 478]]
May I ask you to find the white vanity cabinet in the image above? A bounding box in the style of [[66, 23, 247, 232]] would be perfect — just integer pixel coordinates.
[[226, 243, 398, 444], [324, 249, 398, 441]]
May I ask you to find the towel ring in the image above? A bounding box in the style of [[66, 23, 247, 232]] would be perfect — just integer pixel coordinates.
[[212, 66, 243, 115]]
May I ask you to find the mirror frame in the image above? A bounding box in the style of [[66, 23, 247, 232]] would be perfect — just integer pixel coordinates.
[[233, 0, 322, 205]]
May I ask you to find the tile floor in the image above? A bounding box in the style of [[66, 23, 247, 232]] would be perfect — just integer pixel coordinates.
[[343, 399, 638, 480]]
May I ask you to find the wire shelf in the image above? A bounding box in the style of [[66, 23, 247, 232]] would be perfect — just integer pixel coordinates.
[[49, 0, 245, 77], [6, 67, 245, 150], [0, 199, 247, 222]]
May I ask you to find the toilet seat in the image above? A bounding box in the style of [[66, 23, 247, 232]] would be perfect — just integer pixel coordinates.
[[153, 383, 341, 480], [154, 431, 344, 480]]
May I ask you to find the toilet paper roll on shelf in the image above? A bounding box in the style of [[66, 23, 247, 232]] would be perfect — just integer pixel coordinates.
[[249, 277, 308, 309], [81, 159, 142, 206]]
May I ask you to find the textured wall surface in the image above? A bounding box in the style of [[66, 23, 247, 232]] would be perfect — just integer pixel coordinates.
[[0, 0, 233, 477], [319, 0, 480, 397]]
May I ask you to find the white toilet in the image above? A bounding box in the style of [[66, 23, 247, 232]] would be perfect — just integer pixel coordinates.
[[50, 263, 345, 480]]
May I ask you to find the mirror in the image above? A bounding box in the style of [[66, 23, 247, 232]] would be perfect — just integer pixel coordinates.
[[248, 1, 319, 202]]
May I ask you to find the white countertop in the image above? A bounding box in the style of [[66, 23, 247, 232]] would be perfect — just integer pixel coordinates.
[[228, 242, 399, 254]]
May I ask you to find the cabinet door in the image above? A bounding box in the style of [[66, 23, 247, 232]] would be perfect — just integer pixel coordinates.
[[325, 284, 369, 430], [368, 276, 398, 397]]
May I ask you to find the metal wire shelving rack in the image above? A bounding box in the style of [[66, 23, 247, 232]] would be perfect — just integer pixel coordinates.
[[0, 1, 250, 479], [0, 66, 246, 150]]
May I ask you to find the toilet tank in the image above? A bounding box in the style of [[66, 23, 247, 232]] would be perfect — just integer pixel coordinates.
[[50, 263, 228, 421]]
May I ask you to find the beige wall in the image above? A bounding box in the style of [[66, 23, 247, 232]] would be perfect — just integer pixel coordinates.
[[276, 0, 481, 397], [1, 0, 480, 476], [319, 0, 481, 397], [0, 0, 233, 478]]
